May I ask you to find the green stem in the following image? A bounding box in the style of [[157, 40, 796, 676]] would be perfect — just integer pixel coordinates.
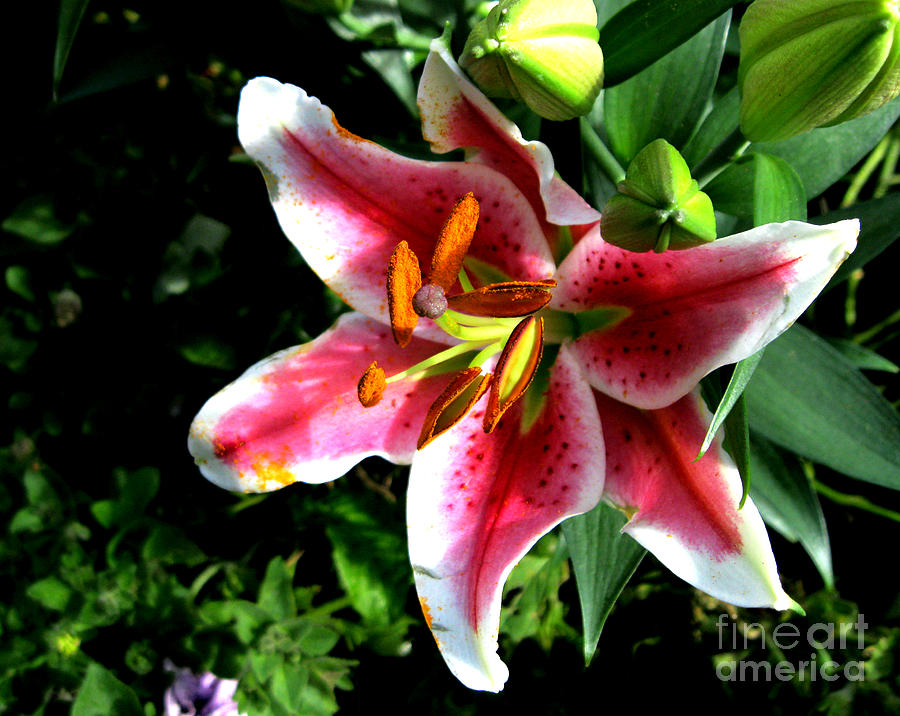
[[841, 133, 889, 207], [875, 131, 900, 199], [386, 340, 484, 382], [457, 266, 475, 293], [693, 129, 751, 189], [469, 341, 503, 368], [854, 305, 900, 344], [813, 479, 900, 524], [580, 117, 625, 185]]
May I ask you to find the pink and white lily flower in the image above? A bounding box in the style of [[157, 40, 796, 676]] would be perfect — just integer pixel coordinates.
[[188, 38, 858, 692]]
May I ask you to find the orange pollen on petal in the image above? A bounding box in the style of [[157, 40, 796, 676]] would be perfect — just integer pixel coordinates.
[[250, 454, 295, 488], [387, 241, 422, 348], [419, 596, 434, 629], [418, 367, 492, 450], [428, 192, 480, 291], [330, 114, 376, 146], [357, 361, 386, 407]]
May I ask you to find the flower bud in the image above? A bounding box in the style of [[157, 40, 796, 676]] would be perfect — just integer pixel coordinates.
[[459, 0, 604, 121], [739, 0, 900, 142], [600, 139, 717, 253]]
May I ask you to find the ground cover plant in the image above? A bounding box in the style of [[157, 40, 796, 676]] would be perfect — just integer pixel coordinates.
[[4, 0, 900, 713]]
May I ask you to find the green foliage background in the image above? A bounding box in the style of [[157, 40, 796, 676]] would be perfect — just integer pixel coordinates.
[[3, 1, 900, 714]]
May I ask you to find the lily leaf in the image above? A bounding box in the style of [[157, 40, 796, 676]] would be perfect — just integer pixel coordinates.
[[814, 193, 900, 288], [53, 0, 91, 100], [604, 10, 731, 163], [750, 434, 833, 588], [598, 0, 739, 86], [698, 356, 763, 460], [561, 500, 645, 664], [705, 152, 806, 221], [755, 95, 900, 199], [746, 324, 900, 490]]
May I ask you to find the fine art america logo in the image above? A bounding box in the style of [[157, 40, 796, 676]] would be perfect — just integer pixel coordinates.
[[715, 614, 868, 682]]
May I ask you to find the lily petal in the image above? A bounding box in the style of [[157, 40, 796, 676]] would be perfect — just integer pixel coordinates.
[[407, 344, 604, 691], [596, 388, 793, 609], [237, 77, 556, 333], [188, 313, 457, 492], [418, 37, 601, 228], [554, 220, 859, 409]]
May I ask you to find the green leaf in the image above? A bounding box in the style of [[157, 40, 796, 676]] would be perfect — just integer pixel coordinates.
[[598, 0, 739, 86], [825, 338, 899, 373], [698, 349, 765, 459], [604, 10, 731, 164], [297, 623, 341, 657], [561, 501, 645, 664], [754, 95, 900, 199], [53, 0, 92, 99], [258, 557, 297, 621], [683, 87, 740, 168], [72, 663, 143, 716], [5, 266, 35, 302], [501, 534, 575, 650], [814, 193, 900, 288], [746, 324, 900, 489], [752, 153, 807, 224], [141, 525, 205, 566], [26, 576, 74, 611], [2, 196, 81, 244], [749, 434, 833, 588], [324, 492, 409, 627], [705, 152, 806, 221], [361, 49, 419, 118], [179, 335, 236, 370]]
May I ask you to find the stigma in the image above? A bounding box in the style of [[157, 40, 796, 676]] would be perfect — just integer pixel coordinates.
[[357, 192, 554, 449]]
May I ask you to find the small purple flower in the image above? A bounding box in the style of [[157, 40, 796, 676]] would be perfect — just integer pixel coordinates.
[[164, 659, 246, 716]]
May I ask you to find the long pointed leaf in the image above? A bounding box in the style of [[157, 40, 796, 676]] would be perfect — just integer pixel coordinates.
[[746, 324, 900, 490], [604, 10, 731, 163], [53, 0, 91, 100], [598, 0, 739, 86], [561, 501, 645, 664], [750, 433, 833, 588]]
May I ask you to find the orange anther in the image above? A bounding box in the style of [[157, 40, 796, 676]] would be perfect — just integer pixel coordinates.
[[428, 193, 480, 291], [446, 279, 556, 317], [357, 361, 386, 407], [418, 367, 492, 450], [483, 316, 544, 433], [387, 241, 422, 347]]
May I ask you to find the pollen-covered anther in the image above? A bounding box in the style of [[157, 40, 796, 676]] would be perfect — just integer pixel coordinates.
[[412, 283, 448, 319], [428, 192, 480, 291], [446, 279, 556, 317], [418, 367, 492, 450], [357, 361, 386, 407], [387, 241, 423, 347], [483, 315, 544, 433]]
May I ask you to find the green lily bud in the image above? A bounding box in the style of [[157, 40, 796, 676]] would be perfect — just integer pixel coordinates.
[[600, 139, 717, 253], [739, 0, 900, 142], [459, 0, 604, 121]]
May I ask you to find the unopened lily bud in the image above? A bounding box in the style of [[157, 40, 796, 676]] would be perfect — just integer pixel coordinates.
[[459, 0, 604, 121], [739, 0, 900, 142], [600, 139, 716, 253]]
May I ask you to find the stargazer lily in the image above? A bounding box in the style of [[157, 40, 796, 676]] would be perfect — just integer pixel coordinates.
[[188, 36, 859, 692]]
